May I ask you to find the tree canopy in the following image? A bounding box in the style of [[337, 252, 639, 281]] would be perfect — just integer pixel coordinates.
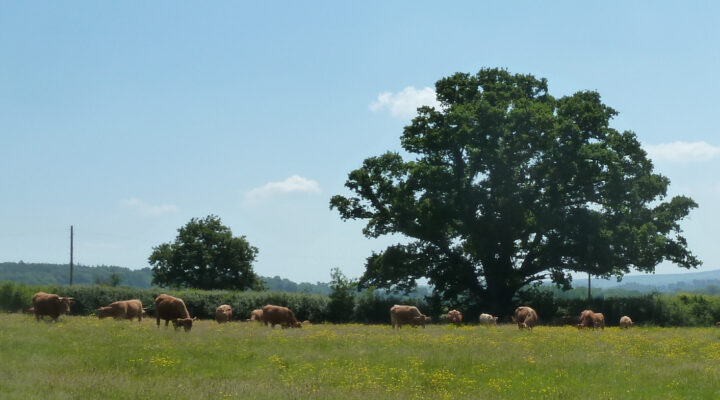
[[330, 68, 700, 315], [149, 215, 263, 291]]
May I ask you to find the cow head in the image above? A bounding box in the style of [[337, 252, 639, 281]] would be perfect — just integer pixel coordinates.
[[294, 321, 302, 328], [60, 297, 73, 313], [174, 317, 196, 332]]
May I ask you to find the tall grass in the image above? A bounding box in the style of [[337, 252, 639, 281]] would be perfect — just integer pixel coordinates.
[[2, 314, 720, 399]]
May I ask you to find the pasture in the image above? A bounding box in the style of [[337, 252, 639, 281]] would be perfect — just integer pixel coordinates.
[[1, 314, 719, 399]]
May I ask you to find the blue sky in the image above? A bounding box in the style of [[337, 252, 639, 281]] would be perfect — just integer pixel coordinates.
[[1, 1, 719, 283]]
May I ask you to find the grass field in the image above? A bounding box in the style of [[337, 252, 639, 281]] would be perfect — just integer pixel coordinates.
[[1, 314, 720, 399]]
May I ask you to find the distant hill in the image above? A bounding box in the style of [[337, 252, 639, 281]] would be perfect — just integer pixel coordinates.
[[0, 262, 155, 288], [0, 262, 332, 295], [571, 269, 720, 294]]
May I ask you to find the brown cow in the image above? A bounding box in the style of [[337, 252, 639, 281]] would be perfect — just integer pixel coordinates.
[[32, 292, 73, 322], [97, 299, 144, 321], [479, 313, 498, 326], [302, 320, 311, 326], [155, 294, 196, 332], [578, 310, 604, 330], [619, 315, 633, 329], [390, 305, 429, 329], [447, 310, 462, 327], [215, 304, 232, 324], [249, 309, 264, 322], [262, 305, 301, 328], [515, 306, 538, 330]]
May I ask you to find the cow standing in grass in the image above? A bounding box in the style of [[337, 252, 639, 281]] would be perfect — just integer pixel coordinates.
[[215, 305, 232, 323], [390, 305, 430, 329], [619, 316, 633, 329], [447, 310, 462, 327], [515, 306, 538, 330], [32, 292, 73, 322], [249, 309, 264, 322], [262, 305, 302, 328], [155, 294, 196, 332], [97, 300, 144, 321], [479, 313, 498, 326], [578, 310, 604, 330]]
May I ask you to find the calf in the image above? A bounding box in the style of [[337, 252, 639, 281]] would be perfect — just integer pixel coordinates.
[[97, 300, 144, 321]]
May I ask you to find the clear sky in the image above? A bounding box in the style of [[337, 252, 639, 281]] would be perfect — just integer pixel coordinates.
[[1, 1, 719, 283]]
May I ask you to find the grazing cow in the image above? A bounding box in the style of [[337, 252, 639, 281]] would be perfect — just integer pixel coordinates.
[[32, 292, 73, 322], [514, 306, 538, 330], [578, 310, 604, 330], [215, 304, 232, 324], [262, 305, 302, 328], [390, 305, 429, 329], [155, 294, 196, 332], [479, 313, 498, 326], [97, 299, 144, 321], [447, 310, 462, 327], [302, 320, 311, 326], [716, 321, 720, 327], [619, 316, 633, 329], [249, 309, 264, 322]]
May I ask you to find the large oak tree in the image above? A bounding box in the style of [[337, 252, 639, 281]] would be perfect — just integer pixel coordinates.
[[331, 68, 700, 314]]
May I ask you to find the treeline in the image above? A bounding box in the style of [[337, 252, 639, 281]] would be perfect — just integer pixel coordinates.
[[0, 263, 332, 295], [3, 281, 720, 326], [0, 262, 154, 287]]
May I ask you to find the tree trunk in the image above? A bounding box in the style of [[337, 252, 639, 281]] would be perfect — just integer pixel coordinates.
[[483, 269, 521, 319]]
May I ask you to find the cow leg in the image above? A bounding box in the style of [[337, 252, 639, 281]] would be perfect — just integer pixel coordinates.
[[156, 316, 160, 328]]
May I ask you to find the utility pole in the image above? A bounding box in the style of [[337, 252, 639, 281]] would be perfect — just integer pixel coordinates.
[[70, 225, 74, 286], [587, 272, 591, 302]]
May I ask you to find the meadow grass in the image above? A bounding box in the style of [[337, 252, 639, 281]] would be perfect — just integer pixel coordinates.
[[1, 314, 720, 399]]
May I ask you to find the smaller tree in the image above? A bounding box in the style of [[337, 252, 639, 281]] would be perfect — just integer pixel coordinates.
[[149, 215, 263, 291], [327, 268, 357, 322]]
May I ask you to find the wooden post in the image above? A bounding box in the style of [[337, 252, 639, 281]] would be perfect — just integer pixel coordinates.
[[70, 225, 74, 286]]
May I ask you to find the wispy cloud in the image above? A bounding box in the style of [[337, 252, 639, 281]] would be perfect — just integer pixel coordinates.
[[122, 198, 179, 216], [245, 175, 321, 203], [644, 141, 720, 163], [369, 86, 440, 119]]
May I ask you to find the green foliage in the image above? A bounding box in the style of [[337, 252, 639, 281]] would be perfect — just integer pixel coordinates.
[[326, 268, 357, 322], [331, 68, 700, 314], [149, 215, 263, 291]]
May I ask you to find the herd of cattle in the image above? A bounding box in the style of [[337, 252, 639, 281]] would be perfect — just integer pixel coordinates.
[[29, 291, 638, 332]]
